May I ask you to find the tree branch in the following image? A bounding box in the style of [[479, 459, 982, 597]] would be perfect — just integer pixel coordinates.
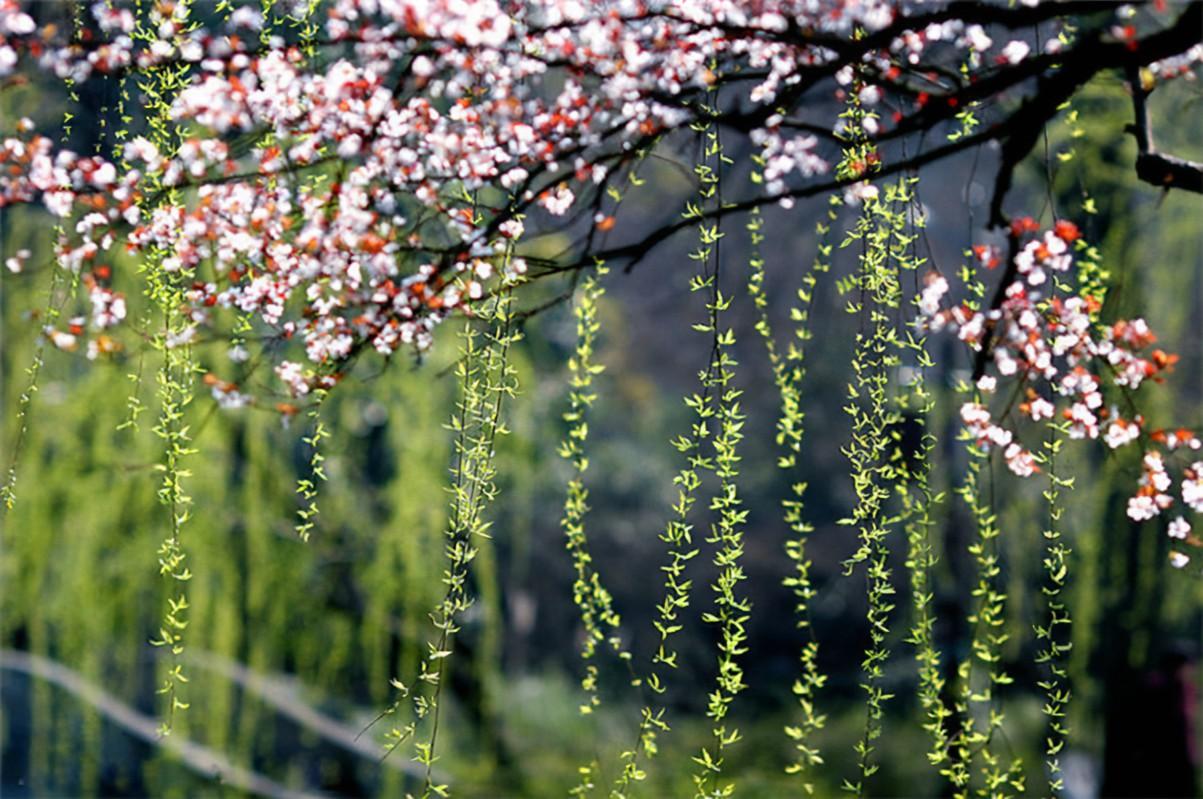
[[1127, 65, 1203, 193], [570, 0, 1203, 273], [988, 0, 1203, 226]]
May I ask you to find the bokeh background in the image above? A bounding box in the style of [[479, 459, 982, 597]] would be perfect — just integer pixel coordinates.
[[3, 12, 1203, 797]]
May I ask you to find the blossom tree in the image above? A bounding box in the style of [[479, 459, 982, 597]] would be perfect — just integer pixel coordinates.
[[2, 0, 1203, 796]]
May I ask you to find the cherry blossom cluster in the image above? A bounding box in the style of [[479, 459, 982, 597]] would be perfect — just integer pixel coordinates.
[[1, 0, 1201, 407], [923, 219, 1201, 569], [0, 120, 123, 216], [4, 0, 1192, 215], [1148, 44, 1203, 80]]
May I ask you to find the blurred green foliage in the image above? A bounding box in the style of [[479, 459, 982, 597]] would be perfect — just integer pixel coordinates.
[[3, 51, 1203, 799]]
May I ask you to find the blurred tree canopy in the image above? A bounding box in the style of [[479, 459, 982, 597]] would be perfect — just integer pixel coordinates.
[[2, 3, 1203, 798]]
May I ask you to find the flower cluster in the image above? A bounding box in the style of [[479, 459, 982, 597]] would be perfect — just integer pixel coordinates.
[[2, 1, 1201, 404], [923, 220, 1201, 569]]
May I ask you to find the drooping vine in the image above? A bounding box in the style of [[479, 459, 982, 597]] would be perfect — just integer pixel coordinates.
[[295, 389, 329, 542], [834, 73, 907, 796], [554, 154, 666, 797], [948, 436, 1024, 797], [131, 0, 201, 735], [891, 179, 952, 777], [684, 89, 751, 799], [691, 283, 749, 798], [610, 264, 711, 793], [1034, 416, 1073, 796], [896, 358, 951, 773], [555, 264, 609, 628], [3, 3, 1203, 796], [745, 181, 834, 790], [839, 201, 899, 796], [1, 261, 67, 510], [613, 85, 751, 799], [610, 305, 709, 793], [1031, 204, 1077, 799], [380, 261, 522, 797], [557, 258, 626, 792], [0, 2, 87, 510], [942, 253, 1023, 797]]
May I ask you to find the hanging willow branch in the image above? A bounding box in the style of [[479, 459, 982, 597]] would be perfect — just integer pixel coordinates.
[[1035, 417, 1074, 796], [611, 85, 752, 799], [132, 0, 203, 735], [558, 154, 659, 738], [0, 265, 69, 510], [889, 174, 953, 778], [937, 176, 1020, 794], [745, 178, 834, 791], [611, 282, 712, 793], [898, 365, 952, 772], [0, 1, 90, 510], [558, 260, 631, 798], [947, 233, 1018, 799], [558, 261, 621, 699], [949, 441, 1024, 797], [685, 85, 751, 799], [834, 72, 910, 797], [295, 389, 330, 542], [840, 207, 899, 796], [372, 260, 521, 798], [427, 288, 517, 797]]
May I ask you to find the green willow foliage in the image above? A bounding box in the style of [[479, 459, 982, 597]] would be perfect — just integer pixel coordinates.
[[559, 261, 624, 720], [944, 231, 1023, 797], [613, 97, 742, 799], [688, 123, 750, 799], [898, 348, 949, 773], [886, 168, 950, 779], [0, 3, 85, 511], [0, 247, 70, 511], [0, 273, 475, 796], [133, 0, 204, 734], [951, 443, 1024, 796], [559, 261, 632, 798], [7, 21, 1203, 799], [746, 184, 833, 792], [295, 389, 331, 542], [834, 83, 912, 797], [381, 279, 522, 798], [1034, 418, 1073, 795]]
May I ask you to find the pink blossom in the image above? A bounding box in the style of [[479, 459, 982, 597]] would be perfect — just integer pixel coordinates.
[[1004, 444, 1038, 477], [275, 361, 310, 397], [1000, 40, 1031, 65], [1104, 418, 1141, 449], [1182, 465, 1203, 513], [539, 185, 574, 216], [919, 274, 949, 317]]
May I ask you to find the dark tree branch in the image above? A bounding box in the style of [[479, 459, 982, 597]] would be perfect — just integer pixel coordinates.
[[651, 1, 1133, 142], [571, 3, 1203, 274], [1136, 151, 1203, 193], [988, 0, 1203, 226], [583, 121, 1002, 273], [1127, 65, 1203, 193]]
